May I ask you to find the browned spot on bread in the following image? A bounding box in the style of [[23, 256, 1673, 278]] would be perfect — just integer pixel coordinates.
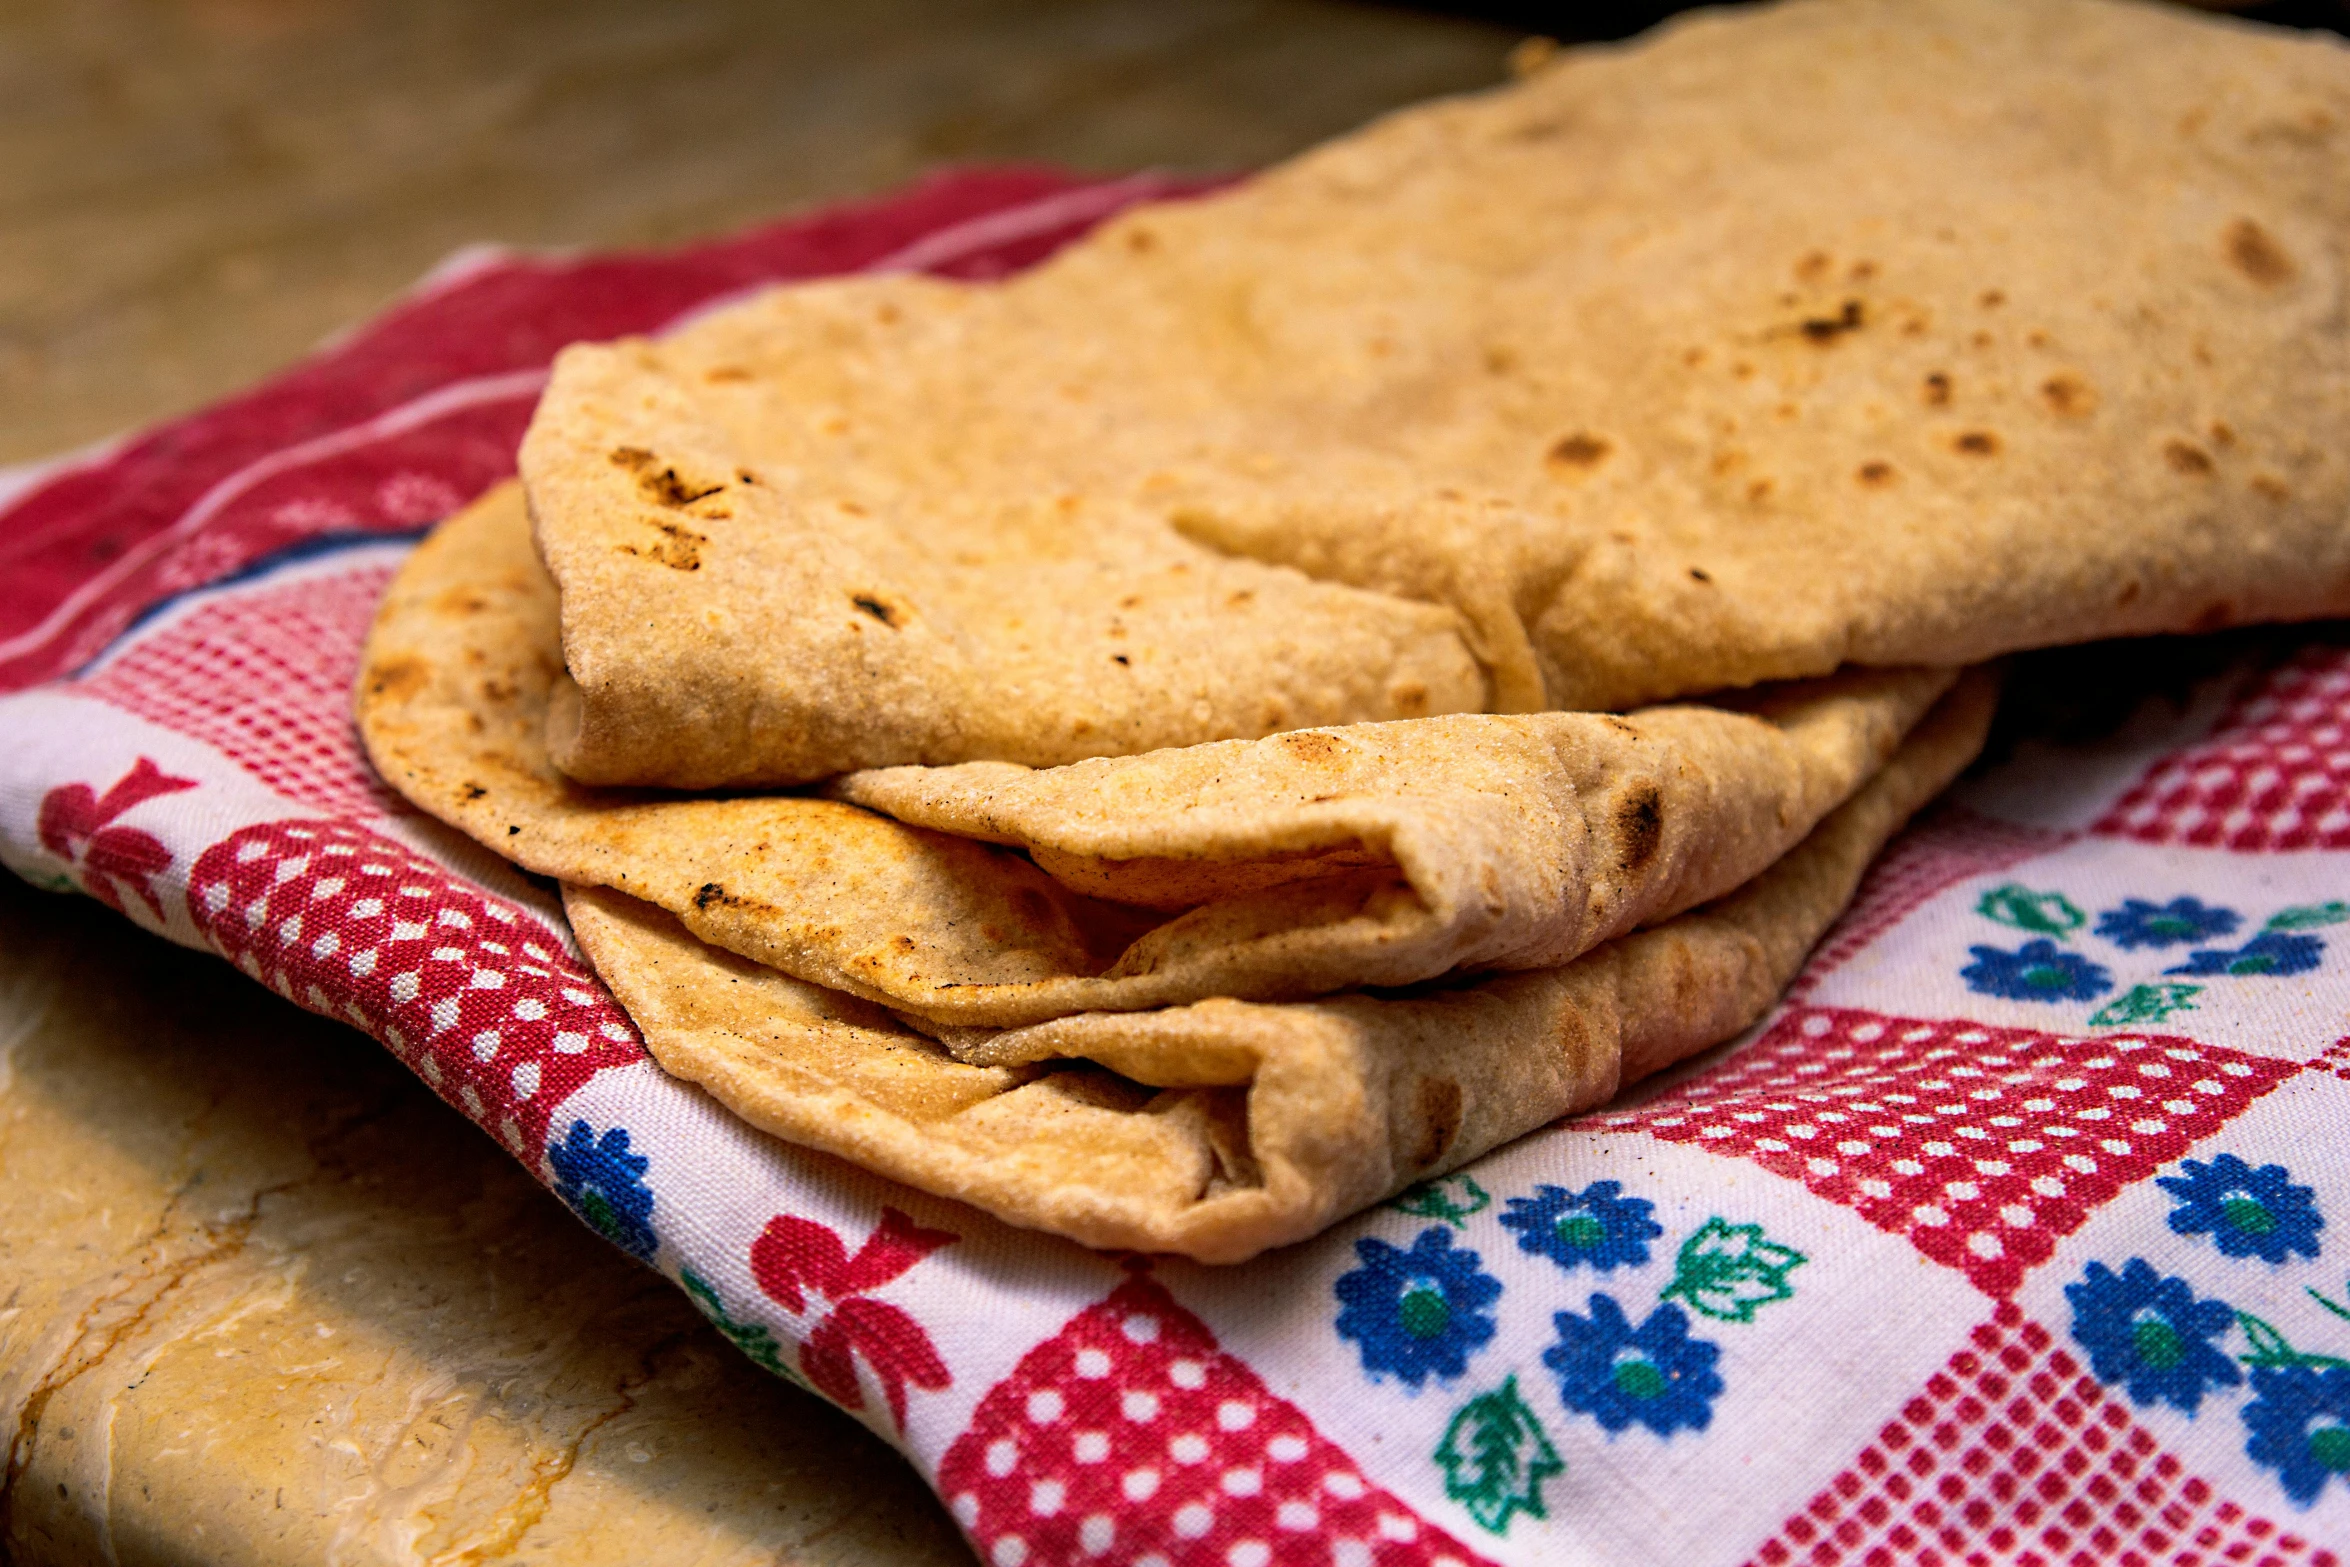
[[1682, 346, 1707, 367], [2209, 421, 2237, 448], [852, 594, 900, 627], [693, 882, 726, 910], [366, 655, 430, 703], [1923, 372, 1952, 406], [460, 782, 487, 801], [1688, 567, 1713, 583], [2191, 601, 2234, 633], [1414, 1078, 1464, 1169], [1732, 361, 1755, 380], [876, 302, 902, 324], [1389, 681, 1430, 715], [621, 518, 707, 571], [2026, 330, 2050, 349], [1795, 250, 1833, 283], [2251, 473, 2291, 502], [1954, 430, 2001, 457], [1711, 449, 1746, 476], [1483, 345, 1520, 374], [1601, 715, 1639, 736], [640, 467, 725, 507], [1980, 289, 2006, 308], [1857, 460, 1896, 487], [1615, 784, 1663, 872], [609, 446, 655, 470], [1279, 732, 1347, 763], [1798, 299, 1864, 343], [1746, 477, 1775, 503], [1124, 227, 1158, 254], [2165, 438, 2215, 475], [702, 367, 753, 383], [2225, 218, 2296, 286], [1112, 653, 1131, 666], [1547, 432, 1613, 469], [1850, 259, 1879, 281], [2041, 373, 2097, 417], [1970, 330, 1994, 349]]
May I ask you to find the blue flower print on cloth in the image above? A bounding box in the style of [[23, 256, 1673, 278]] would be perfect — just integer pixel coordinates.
[[2243, 1364, 2350, 1506], [548, 1119, 659, 1262], [2095, 897, 2242, 951], [1961, 939, 2114, 1003], [2065, 1258, 2240, 1414], [1543, 1294, 1723, 1437], [1334, 1226, 1502, 1389], [2159, 1153, 2323, 1265], [2166, 931, 2325, 979], [1501, 1180, 1664, 1274]]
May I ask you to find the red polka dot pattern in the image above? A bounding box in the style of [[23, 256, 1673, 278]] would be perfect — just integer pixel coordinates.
[[937, 1276, 1494, 1567], [1600, 1007, 2299, 1296], [2096, 647, 2350, 851], [77, 565, 409, 819], [187, 817, 644, 1159], [1745, 1302, 2334, 1567]]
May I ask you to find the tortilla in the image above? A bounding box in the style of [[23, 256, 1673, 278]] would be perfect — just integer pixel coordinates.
[[520, 0, 2350, 789], [565, 671, 1994, 1260], [359, 484, 1952, 1027]]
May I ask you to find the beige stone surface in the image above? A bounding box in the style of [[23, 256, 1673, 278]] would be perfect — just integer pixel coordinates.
[[0, 0, 1518, 468], [0, 870, 975, 1565]]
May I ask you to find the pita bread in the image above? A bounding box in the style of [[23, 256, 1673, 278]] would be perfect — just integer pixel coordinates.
[[565, 672, 1994, 1259], [359, 484, 1951, 1027], [521, 0, 2350, 789]]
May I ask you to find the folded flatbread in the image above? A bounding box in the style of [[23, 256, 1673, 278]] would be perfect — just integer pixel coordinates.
[[359, 485, 1991, 1257], [520, 0, 2350, 789], [563, 678, 1992, 1260], [360, 485, 1953, 1027]]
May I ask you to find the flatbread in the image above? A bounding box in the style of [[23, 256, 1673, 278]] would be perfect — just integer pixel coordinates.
[[566, 672, 1995, 1260], [521, 0, 2350, 788], [359, 484, 1952, 1027]]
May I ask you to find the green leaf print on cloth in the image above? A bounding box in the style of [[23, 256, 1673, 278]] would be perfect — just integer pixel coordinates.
[[1393, 1174, 1492, 1230], [1977, 884, 2087, 940], [2088, 982, 2203, 1028], [1435, 1375, 1563, 1535], [682, 1264, 808, 1388], [1660, 1217, 1808, 1324]]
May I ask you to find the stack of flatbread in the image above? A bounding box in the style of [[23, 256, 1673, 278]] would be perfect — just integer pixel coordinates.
[[357, 0, 2350, 1262]]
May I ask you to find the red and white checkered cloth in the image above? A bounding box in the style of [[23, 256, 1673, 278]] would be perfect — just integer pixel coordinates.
[[5, 170, 2349, 1567]]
